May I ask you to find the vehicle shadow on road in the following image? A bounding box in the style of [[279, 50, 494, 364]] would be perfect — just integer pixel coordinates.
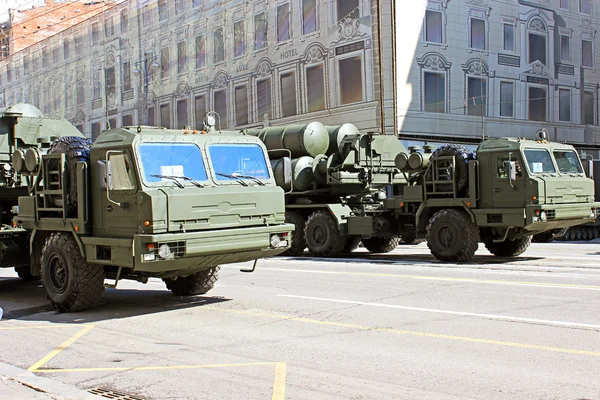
[[0, 277, 230, 324]]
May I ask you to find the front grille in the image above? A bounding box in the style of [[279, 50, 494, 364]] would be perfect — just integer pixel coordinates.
[[158, 240, 186, 258], [546, 210, 556, 220]]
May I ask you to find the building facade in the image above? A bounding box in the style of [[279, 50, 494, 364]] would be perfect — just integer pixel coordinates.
[[0, 0, 598, 156]]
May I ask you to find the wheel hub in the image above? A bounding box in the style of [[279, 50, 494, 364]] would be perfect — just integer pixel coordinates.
[[311, 224, 327, 246], [437, 225, 457, 250], [48, 252, 68, 293]]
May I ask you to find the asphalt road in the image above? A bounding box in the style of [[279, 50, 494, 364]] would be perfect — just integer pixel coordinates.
[[1, 241, 599, 400]]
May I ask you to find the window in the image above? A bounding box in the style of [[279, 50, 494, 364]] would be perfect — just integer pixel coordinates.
[[91, 22, 100, 45], [194, 95, 206, 129], [177, 42, 187, 74], [554, 150, 584, 174], [120, 9, 128, 33], [584, 91, 594, 125], [503, 24, 514, 52], [65, 84, 72, 108], [277, 3, 290, 42], [496, 155, 523, 179], [214, 89, 228, 128], [195, 36, 205, 69], [423, 72, 445, 113], [257, 79, 272, 120], [529, 34, 546, 65], [23, 55, 29, 75], [467, 77, 486, 116], [254, 13, 267, 50], [306, 64, 325, 112], [140, 143, 208, 185], [560, 35, 570, 61], [175, 0, 184, 15], [93, 72, 101, 100], [76, 124, 84, 134], [280, 71, 297, 117], [339, 56, 363, 105], [214, 28, 225, 63], [338, 0, 359, 21], [105, 67, 116, 99], [234, 21, 245, 58], [108, 118, 116, 130], [580, 0, 591, 14], [582, 40, 593, 68], [425, 10, 442, 43], [177, 99, 188, 129], [209, 144, 270, 180], [528, 87, 547, 121], [6, 64, 11, 82], [158, 0, 168, 21], [91, 122, 102, 140], [63, 39, 70, 60], [303, 0, 317, 35], [143, 7, 151, 27], [470, 18, 485, 50], [160, 103, 171, 128], [122, 114, 133, 126], [524, 149, 555, 173], [75, 34, 83, 56], [122, 61, 131, 91], [235, 85, 249, 126], [147, 106, 155, 126], [52, 46, 59, 64], [42, 48, 48, 68], [161, 47, 169, 78], [77, 79, 85, 105], [560, 0, 569, 9], [559, 89, 571, 122], [104, 15, 114, 37], [193, 0, 202, 7]]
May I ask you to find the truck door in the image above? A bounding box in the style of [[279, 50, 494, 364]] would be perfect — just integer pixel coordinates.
[[100, 151, 138, 237], [490, 152, 526, 209]]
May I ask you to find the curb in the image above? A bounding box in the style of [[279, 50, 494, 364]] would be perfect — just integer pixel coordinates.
[[0, 362, 98, 399]]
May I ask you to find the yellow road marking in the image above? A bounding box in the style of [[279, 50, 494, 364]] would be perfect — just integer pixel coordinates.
[[206, 307, 600, 358], [0, 325, 77, 331], [36, 361, 277, 373], [28, 325, 94, 372], [272, 362, 286, 400], [264, 267, 600, 290]]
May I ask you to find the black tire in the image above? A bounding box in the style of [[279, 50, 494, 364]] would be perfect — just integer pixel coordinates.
[[15, 266, 40, 281], [399, 232, 417, 245], [282, 211, 306, 256], [47, 136, 92, 212], [362, 236, 400, 253], [427, 144, 473, 196], [163, 266, 220, 296], [532, 231, 554, 243], [304, 210, 347, 257], [41, 232, 105, 312], [426, 209, 479, 262], [484, 236, 531, 257], [343, 236, 362, 253]]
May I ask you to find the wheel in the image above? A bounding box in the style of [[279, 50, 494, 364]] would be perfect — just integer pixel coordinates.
[[304, 210, 347, 257], [532, 231, 554, 243], [343, 236, 362, 253], [362, 236, 400, 253], [399, 232, 417, 245], [15, 266, 40, 281], [47, 136, 92, 212], [484, 236, 531, 257], [426, 144, 473, 196], [163, 266, 220, 296], [41, 232, 105, 312], [282, 211, 306, 256], [426, 209, 479, 262]]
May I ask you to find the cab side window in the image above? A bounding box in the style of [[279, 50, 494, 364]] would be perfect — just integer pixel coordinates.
[[496, 155, 522, 179], [109, 153, 136, 190]]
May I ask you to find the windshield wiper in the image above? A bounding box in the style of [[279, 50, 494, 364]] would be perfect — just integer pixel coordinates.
[[150, 174, 184, 188], [231, 174, 266, 186], [171, 175, 204, 188], [215, 172, 248, 187]]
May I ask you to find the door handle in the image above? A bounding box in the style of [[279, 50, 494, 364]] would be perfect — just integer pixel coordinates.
[[493, 188, 501, 192], [106, 205, 113, 212]]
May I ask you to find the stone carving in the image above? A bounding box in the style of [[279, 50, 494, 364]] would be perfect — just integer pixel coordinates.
[[524, 60, 549, 76], [254, 59, 273, 78], [303, 45, 325, 64], [213, 71, 229, 89], [417, 53, 452, 70], [106, 52, 116, 67], [529, 18, 546, 32], [175, 81, 190, 98], [337, 17, 361, 40], [74, 109, 86, 124], [462, 59, 489, 75]]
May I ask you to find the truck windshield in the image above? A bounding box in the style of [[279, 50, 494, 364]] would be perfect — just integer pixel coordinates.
[[139, 143, 208, 186], [553, 150, 584, 174], [208, 144, 270, 181], [523, 149, 556, 174]]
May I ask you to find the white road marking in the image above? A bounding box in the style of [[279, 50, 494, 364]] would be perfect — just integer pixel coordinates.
[[278, 294, 600, 330]]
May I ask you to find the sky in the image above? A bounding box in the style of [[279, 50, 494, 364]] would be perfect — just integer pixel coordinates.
[[0, 0, 46, 22]]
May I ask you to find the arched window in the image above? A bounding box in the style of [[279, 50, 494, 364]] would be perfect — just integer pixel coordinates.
[[528, 18, 547, 66]]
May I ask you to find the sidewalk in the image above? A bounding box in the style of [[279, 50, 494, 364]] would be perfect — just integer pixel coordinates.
[[0, 362, 98, 400]]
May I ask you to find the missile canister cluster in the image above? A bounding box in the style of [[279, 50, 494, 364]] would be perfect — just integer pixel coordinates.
[[245, 122, 361, 192], [394, 144, 437, 173]]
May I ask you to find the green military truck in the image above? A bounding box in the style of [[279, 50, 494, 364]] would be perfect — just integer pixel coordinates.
[[2, 104, 293, 311], [248, 123, 598, 262]]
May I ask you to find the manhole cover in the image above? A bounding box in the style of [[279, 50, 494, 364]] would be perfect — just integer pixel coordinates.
[[88, 387, 145, 400]]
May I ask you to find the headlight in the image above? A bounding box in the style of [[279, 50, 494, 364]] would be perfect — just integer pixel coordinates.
[[540, 211, 547, 222], [270, 234, 288, 248], [158, 244, 172, 259]]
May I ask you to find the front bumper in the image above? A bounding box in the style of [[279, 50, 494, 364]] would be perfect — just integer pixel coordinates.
[[523, 203, 600, 232], [133, 223, 294, 274]]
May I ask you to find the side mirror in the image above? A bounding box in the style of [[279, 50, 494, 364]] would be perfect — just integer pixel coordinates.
[[281, 156, 292, 188], [504, 160, 517, 181]]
